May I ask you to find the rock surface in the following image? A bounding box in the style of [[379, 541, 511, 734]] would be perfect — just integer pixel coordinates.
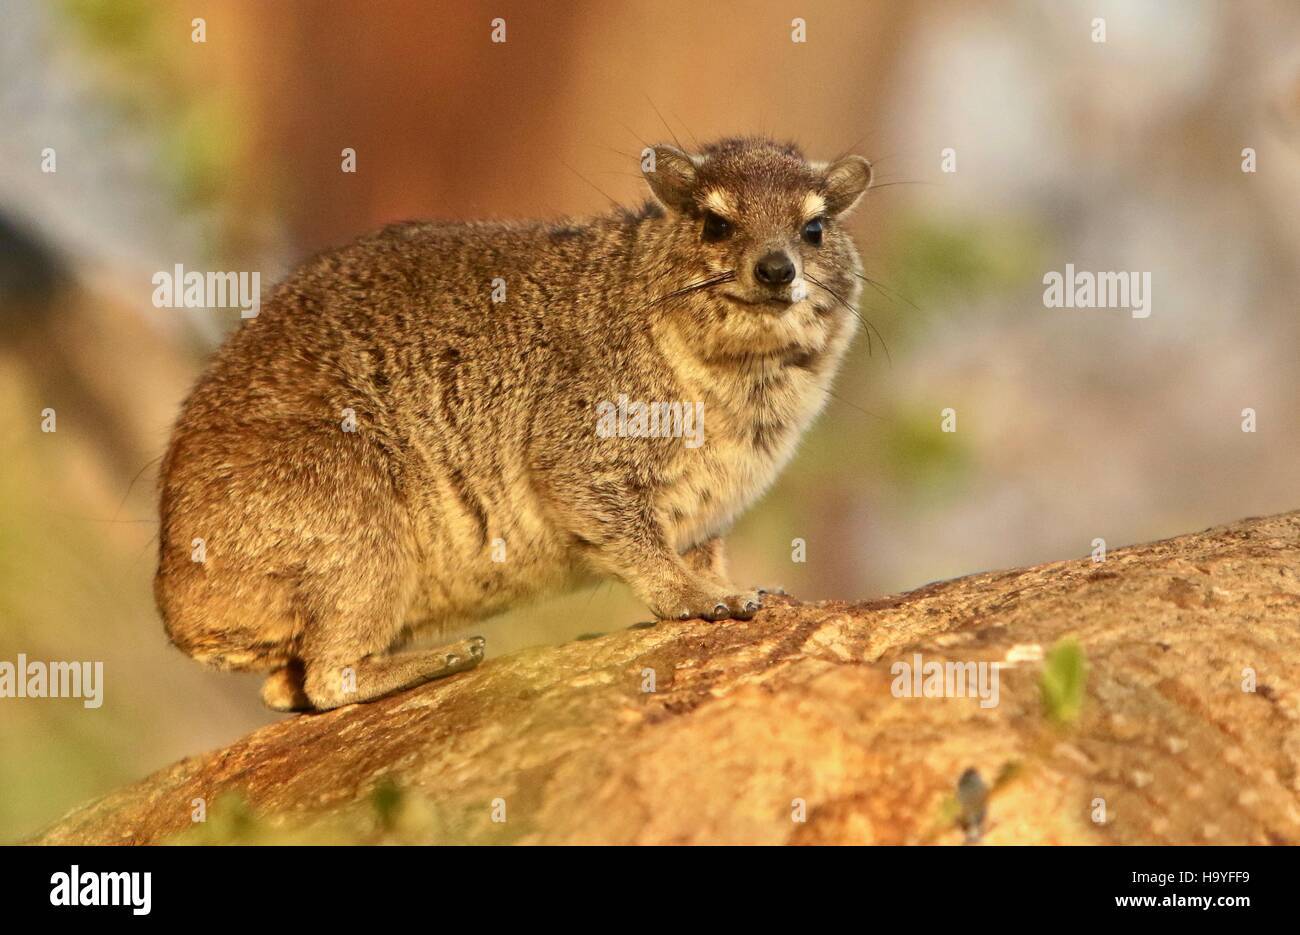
[[33, 511, 1300, 845]]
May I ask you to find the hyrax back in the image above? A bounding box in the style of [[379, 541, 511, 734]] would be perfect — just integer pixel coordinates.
[[156, 137, 872, 710]]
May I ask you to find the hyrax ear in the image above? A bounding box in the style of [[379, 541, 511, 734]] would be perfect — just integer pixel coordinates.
[[821, 155, 873, 217], [641, 144, 699, 213]]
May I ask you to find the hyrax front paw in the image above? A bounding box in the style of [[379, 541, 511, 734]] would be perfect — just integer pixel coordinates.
[[441, 636, 486, 673], [650, 581, 763, 622]]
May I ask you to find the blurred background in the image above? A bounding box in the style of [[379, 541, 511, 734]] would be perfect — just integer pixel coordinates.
[[2, 0, 1298, 841]]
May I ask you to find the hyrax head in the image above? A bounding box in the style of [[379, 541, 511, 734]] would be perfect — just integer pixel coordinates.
[[641, 137, 871, 312]]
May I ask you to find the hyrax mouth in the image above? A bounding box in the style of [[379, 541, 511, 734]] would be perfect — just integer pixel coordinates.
[[721, 288, 802, 313]]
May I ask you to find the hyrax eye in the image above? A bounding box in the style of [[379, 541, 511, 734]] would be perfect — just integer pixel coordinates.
[[701, 211, 732, 242], [802, 217, 824, 246]]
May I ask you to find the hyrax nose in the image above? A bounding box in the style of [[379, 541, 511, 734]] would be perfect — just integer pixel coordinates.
[[754, 251, 796, 286]]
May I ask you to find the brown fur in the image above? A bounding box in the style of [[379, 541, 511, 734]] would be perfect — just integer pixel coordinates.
[[155, 137, 871, 710]]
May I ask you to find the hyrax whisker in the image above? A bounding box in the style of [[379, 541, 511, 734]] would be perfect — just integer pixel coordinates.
[[852, 270, 922, 312], [816, 384, 894, 425], [644, 94, 685, 154], [648, 270, 737, 306], [560, 159, 622, 208], [805, 271, 891, 366]]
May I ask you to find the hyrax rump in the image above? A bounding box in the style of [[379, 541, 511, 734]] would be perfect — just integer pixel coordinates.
[[156, 137, 872, 711]]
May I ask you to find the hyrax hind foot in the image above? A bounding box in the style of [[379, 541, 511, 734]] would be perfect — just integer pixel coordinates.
[[264, 636, 487, 713], [261, 660, 311, 712]]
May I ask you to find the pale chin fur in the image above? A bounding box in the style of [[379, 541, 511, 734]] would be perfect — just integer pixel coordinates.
[[697, 287, 851, 360]]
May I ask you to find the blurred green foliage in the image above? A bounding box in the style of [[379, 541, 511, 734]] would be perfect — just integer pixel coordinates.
[[58, 0, 253, 245], [1041, 638, 1088, 726], [883, 214, 1047, 324], [876, 405, 972, 497], [0, 393, 156, 840]]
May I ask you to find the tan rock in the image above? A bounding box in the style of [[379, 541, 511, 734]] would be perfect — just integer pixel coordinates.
[[30, 511, 1300, 845]]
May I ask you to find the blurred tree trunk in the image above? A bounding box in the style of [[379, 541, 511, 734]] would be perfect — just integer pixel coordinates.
[[245, 0, 916, 250]]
